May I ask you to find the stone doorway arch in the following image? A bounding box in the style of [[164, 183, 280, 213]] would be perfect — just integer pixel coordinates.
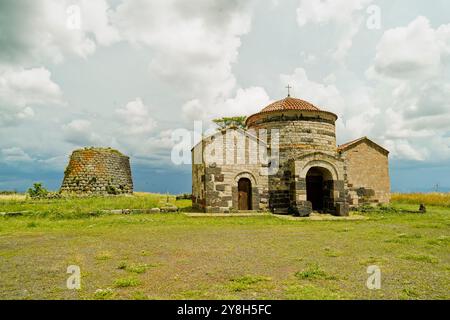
[[305, 166, 334, 212]]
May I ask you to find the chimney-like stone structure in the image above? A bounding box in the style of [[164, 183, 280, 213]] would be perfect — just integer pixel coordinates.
[[60, 147, 133, 195]]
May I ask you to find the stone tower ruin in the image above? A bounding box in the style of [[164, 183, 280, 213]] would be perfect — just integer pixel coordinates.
[[60, 147, 133, 195]]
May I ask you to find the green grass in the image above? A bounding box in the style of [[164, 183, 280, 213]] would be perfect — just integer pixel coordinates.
[[123, 263, 156, 274], [228, 275, 272, 292], [0, 192, 191, 219], [93, 288, 115, 299], [399, 254, 439, 264], [295, 264, 336, 280], [0, 194, 449, 300], [114, 278, 140, 288]]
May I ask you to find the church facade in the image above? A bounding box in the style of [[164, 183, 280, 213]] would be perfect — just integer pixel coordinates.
[[191, 95, 390, 216]]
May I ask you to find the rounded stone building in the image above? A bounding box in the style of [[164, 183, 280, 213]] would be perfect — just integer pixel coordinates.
[[246, 96, 343, 215], [60, 147, 133, 195], [192, 94, 390, 216]]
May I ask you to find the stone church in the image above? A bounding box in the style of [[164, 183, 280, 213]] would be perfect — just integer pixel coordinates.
[[191, 94, 390, 216]]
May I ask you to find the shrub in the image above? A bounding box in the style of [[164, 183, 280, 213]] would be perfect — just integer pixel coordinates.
[[228, 275, 271, 292], [212, 116, 246, 130], [0, 190, 17, 195], [27, 183, 48, 198], [126, 263, 152, 274], [26, 222, 38, 228], [176, 193, 192, 200], [106, 185, 119, 195], [94, 288, 115, 299], [295, 264, 336, 280]]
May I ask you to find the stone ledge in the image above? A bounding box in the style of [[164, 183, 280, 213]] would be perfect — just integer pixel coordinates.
[[274, 212, 368, 221], [183, 212, 271, 217]]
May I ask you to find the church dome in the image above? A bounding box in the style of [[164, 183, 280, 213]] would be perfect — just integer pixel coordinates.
[[246, 95, 337, 127], [260, 96, 321, 113]]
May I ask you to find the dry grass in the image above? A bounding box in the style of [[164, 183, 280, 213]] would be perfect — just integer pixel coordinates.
[[0, 194, 26, 201], [392, 193, 450, 207]]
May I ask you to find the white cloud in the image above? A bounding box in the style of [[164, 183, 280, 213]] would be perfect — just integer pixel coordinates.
[[62, 119, 103, 146], [300, 51, 317, 65], [296, 0, 373, 61], [364, 16, 450, 162], [182, 87, 271, 122], [79, 0, 120, 46], [112, 0, 263, 125], [383, 139, 428, 161], [0, 67, 63, 107], [323, 73, 337, 85], [369, 16, 450, 79], [279, 68, 383, 155], [113, 0, 251, 100], [0, 67, 63, 125], [1, 147, 33, 163], [0, 0, 119, 65], [280, 68, 345, 115], [116, 98, 157, 134], [296, 0, 372, 26]]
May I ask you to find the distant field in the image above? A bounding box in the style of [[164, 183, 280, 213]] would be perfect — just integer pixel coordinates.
[[0, 193, 449, 300], [0, 194, 26, 201], [392, 193, 450, 207]]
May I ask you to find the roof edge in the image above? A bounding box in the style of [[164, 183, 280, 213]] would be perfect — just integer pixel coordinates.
[[338, 137, 389, 155], [245, 108, 338, 126], [190, 128, 268, 151]]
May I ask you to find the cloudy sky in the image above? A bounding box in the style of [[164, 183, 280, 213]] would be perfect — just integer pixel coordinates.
[[1, 0, 449, 193]]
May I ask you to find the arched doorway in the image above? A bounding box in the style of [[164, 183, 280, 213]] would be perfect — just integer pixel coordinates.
[[238, 178, 252, 210], [306, 167, 333, 212]]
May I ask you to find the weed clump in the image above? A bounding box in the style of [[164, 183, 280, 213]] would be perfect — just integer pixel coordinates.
[[295, 264, 336, 280]]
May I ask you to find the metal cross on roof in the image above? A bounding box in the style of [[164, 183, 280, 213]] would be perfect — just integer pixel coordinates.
[[286, 85, 292, 97]]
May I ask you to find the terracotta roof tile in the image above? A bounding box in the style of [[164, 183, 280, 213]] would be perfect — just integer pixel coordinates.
[[245, 96, 338, 126], [260, 97, 320, 113]]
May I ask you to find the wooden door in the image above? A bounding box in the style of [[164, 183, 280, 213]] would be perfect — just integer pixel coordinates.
[[238, 178, 252, 210]]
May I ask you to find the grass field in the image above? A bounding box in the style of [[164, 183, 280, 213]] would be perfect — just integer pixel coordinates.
[[392, 193, 450, 208], [0, 193, 449, 300]]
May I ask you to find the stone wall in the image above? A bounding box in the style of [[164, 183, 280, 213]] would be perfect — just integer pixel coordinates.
[[191, 162, 205, 210], [60, 147, 133, 195], [340, 141, 390, 206], [290, 153, 348, 216], [248, 110, 338, 214], [191, 130, 269, 213]]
